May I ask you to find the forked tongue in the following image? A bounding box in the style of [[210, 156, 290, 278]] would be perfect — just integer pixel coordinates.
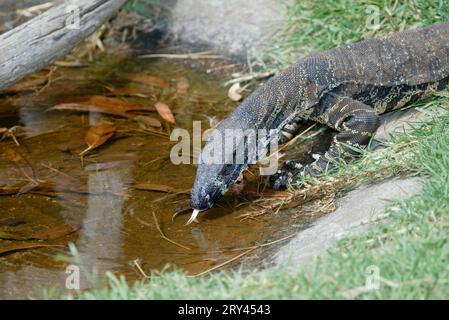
[[186, 209, 200, 225]]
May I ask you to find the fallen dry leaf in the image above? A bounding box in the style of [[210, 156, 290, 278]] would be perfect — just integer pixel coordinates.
[[228, 83, 243, 101], [3, 76, 48, 95], [123, 73, 169, 88], [155, 102, 175, 124], [80, 123, 116, 156], [0, 128, 7, 134]]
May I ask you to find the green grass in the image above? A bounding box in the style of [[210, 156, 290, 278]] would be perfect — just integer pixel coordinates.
[[122, 0, 170, 19], [267, 0, 449, 66], [49, 0, 449, 299]]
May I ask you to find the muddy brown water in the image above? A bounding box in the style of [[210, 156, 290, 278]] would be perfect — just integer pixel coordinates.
[[0, 54, 327, 299]]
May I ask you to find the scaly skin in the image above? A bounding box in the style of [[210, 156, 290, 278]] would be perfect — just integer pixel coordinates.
[[191, 22, 449, 212]]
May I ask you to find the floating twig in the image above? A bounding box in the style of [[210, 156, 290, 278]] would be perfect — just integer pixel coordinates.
[[1, 126, 23, 146], [40, 163, 81, 182], [189, 247, 256, 277], [132, 259, 151, 279], [207, 63, 240, 72], [224, 70, 278, 86], [190, 232, 297, 277], [227, 232, 296, 252], [150, 210, 191, 251]]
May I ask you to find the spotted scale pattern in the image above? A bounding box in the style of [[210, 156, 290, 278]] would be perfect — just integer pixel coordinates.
[[191, 23, 449, 210]]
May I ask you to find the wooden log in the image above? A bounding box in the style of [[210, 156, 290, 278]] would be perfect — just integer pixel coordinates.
[[0, 0, 127, 92]]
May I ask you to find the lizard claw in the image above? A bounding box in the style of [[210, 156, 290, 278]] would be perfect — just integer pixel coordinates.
[[270, 169, 290, 190], [284, 160, 303, 170], [271, 160, 303, 190], [270, 165, 309, 190]]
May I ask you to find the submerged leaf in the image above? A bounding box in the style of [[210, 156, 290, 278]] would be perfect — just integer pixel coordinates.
[[0, 223, 80, 241], [174, 76, 190, 95], [80, 123, 116, 156], [133, 183, 190, 194], [3, 76, 48, 95], [155, 102, 175, 124], [56, 139, 84, 153], [123, 73, 169, 88], [16, 180, 85, 195], [134, 115, 162, 128], [0, 231, 19, 240], [105, 86, 150, 98], [27, 223, 81, 240], [0, 177, 124, 197], [50, 96, 150, 118], [0, 243, 61, 256], [2, 147, 35, 181], [18, 181, 53, 195]]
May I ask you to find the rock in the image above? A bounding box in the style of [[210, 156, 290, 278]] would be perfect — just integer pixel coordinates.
[[372, 106, 446, 148], [275, 177, 422, 267], [171, 0, 289, 58]]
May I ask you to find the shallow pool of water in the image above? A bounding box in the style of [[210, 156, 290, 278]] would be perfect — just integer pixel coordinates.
[[0, 53, 327, 298]]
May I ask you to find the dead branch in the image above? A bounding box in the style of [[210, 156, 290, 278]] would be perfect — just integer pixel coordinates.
[[0, 0, 127, 92]]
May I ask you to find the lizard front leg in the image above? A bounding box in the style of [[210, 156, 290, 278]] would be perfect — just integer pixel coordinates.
[[271, 94, 380, 190]]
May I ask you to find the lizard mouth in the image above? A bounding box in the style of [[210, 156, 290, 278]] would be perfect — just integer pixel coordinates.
[[190, 163, 246, 213]]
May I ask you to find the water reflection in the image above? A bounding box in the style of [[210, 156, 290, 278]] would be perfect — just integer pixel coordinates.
[[77, 160, 133, 274], [0, 57, 313, 298]]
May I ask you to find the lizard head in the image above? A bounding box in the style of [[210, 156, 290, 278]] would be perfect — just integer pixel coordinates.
[[189, 69, 309, 223], [189, 104, 253, 222], [190, 162, 246, 212]]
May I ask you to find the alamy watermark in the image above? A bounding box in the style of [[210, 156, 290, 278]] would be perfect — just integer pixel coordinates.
[[365, 5, 381, 31], [365, 265, 381, 290], [65, 264, 80, 290], [169, 121, 280, 175]]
